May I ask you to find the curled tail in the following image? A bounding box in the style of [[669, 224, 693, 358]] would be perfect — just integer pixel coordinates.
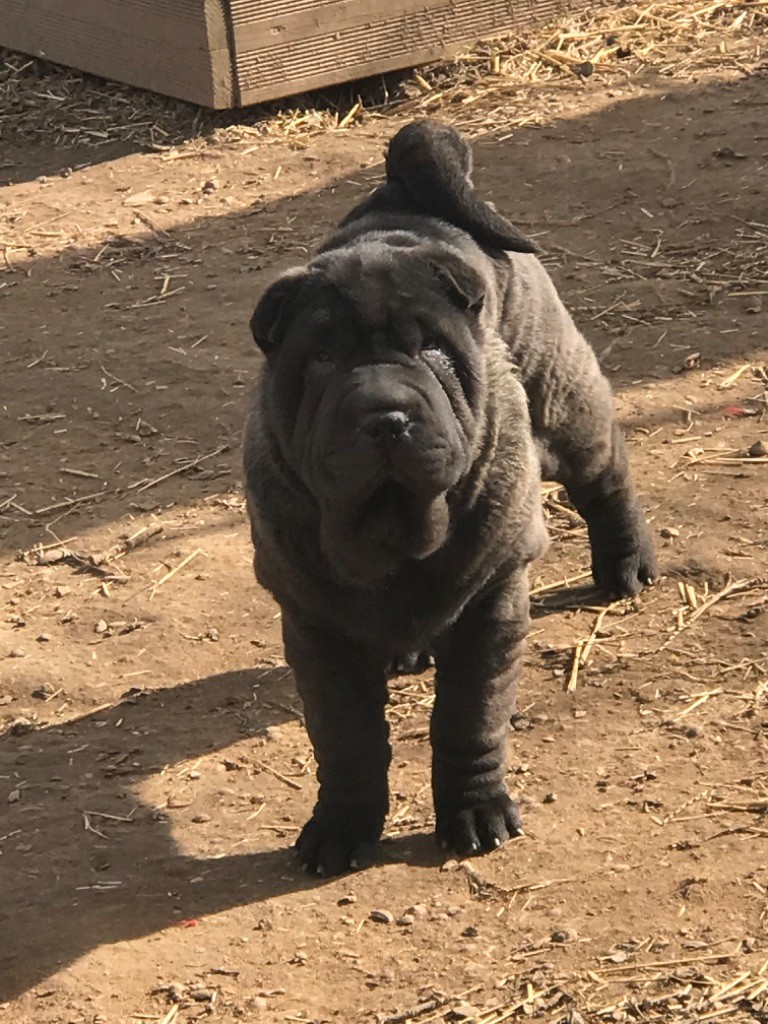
[[384, 120, 538, 254]]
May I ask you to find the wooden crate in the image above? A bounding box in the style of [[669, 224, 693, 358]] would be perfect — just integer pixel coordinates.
[[0, 0, 588, 109]]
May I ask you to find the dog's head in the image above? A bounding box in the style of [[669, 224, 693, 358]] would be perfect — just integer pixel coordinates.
[[251, 238, 490, 585]]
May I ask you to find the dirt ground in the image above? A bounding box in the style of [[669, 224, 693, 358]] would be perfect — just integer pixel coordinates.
[[2, 4, 768, 1022]]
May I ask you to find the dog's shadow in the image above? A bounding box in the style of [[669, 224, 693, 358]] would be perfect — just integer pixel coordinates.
[[1, 666, 412, 1002]]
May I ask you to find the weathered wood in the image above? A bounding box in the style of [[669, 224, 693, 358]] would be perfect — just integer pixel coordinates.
[[0, 0, 589, 109], [0, 0, 233, 108], [232, 0, 573, 105]]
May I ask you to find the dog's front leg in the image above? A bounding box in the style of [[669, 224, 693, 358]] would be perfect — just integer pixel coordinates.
[[431, 570, 528, 856], [282, 609, 391, 876]]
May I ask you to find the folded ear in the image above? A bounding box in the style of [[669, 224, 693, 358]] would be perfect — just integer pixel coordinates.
[[428, 253, 486, 313], [250, 267, 309, 356]]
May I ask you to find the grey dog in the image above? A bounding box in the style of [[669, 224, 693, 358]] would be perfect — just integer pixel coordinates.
[[243, 120, 656, 876]]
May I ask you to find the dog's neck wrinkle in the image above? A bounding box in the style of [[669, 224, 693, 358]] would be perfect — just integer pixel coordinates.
[[447, 402, 497, 515], [265, 424, 318, 517], [326, 204, 482, 258]]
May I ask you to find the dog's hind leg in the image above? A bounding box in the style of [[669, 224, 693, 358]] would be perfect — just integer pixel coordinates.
[[387, 651, 434, 677], [503, 258, 657, 598]]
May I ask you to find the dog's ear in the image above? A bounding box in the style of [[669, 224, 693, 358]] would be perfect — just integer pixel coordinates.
[[250, 267, 308, 356], [428, 254, 486, 313]]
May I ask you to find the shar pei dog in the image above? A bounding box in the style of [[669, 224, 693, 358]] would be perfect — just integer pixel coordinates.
[[243, 120, 656, 876]]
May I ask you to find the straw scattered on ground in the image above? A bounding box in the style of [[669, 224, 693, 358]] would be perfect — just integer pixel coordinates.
[[1, 0, 766, 157]]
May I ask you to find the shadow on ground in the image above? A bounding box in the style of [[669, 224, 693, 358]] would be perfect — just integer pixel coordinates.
[[0, 667, 304, 1000], [0, 662, 447, 1000]]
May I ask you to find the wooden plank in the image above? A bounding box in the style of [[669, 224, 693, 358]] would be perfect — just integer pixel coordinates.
[[203, 0, 236, 107], [234, 0, 577, 106], [7, 0, 211, 47], [232, 0, 450, 51], [0, 0, 234, 108]]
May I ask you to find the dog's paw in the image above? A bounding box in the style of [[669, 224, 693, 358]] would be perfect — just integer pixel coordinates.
[[295, 811, 383, 877], [436, 794, 523, 857], [592, 532, 657, 598], [589, 513, 658, 599]]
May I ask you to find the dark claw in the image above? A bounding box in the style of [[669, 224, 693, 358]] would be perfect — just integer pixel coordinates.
[[591, 532, 658, 599], [294, 811, 382, 876], [436, 793, 523, 857]]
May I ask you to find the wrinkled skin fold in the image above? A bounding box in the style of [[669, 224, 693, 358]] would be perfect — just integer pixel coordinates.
[[243, 119, 657, 876]]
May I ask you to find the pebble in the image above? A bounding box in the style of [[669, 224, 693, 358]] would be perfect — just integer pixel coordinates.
[[748, 440, 767, 458], [36, 548, 65, 565], [167, 983, 185, 1003], [396, 913, 415, 927], [189, 989, 214, 1002], [660, 526, 680, 538], [461, 925, 479, 938], [551, 927, 578, 943], [94, 619, 109, 634], [188, 770, 201, 780], [542, 792, 558, 804], [369, 909, 394, 924], [337, 895, 357, 906], [440, 859, 460, 872], [9, 718, 34, 736], [405, 903, 428, 919], [191, 813, 212, 824], [8, 789, 20, 803], [8, 648, 25, 659], [36, 633, 51, 643], [448, 1001, 478, 1021]]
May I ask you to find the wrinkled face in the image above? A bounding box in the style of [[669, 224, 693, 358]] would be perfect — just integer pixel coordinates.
[[254, 241, 488, 584]]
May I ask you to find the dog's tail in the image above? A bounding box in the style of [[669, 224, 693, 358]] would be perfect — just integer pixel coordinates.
[[385, 120, 538, 253]]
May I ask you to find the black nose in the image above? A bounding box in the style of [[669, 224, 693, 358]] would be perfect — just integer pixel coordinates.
[[363, 410, 411, 444]]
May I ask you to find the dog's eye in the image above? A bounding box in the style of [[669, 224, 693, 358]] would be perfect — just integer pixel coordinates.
[[313, 348, 333, 364], [422, 339, 453, 361]]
